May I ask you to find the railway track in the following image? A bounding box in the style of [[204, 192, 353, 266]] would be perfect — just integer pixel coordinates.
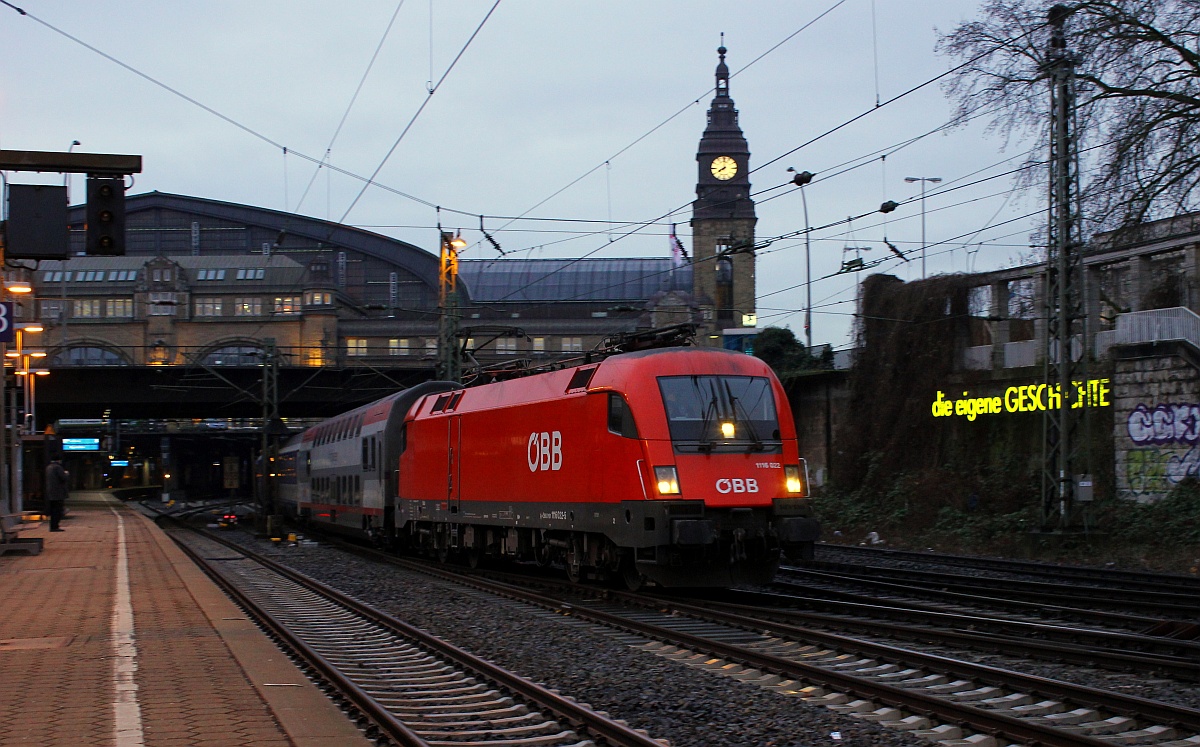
[[789, 560, 1200, 622], [267, 535, 1200, 747], [165, 524, 667, 747], [818, 544, 1200, 594], [693, 586, 1200, 681], [775, 564, 1194, 632]]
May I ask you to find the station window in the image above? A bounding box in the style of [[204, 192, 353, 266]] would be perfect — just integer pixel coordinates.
[[151, 268, 172, 283], [197, 269, 227, 281], [532, 337, 545, 354], [497, 338, 517, 355], [106, 299, 134, 318], [40, 300, 65, 319], [424, 339, 436, 354], [305, 291, 333, 306], [346, 338, 368, 357], [388, 338, 409, 356], [194, 298, 223, 317], [234, 298, 262, 316], [148, 292, 177, 316], [72, 299, 101, 318], [561, 337, 583, 353], [236, 268, 266, 280], [273, 296, 300, 314]]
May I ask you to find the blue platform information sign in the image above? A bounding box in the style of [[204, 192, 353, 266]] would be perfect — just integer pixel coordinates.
[[63, 438, 100, 452]]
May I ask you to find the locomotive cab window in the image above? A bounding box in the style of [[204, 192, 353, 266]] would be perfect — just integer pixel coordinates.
[[658, 375, 782, 453], [607, 393, 639, 438]]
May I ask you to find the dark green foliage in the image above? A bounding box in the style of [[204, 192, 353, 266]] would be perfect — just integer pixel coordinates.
[[1096, 480, 1200, 547], [751, 326, 834, 376], [834, 274, 976, 492]]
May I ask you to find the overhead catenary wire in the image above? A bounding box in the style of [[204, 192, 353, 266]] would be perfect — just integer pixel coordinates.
[[294, 0, 409, 214], [477, 0, 854, 247], [338, 0, 502, 223]]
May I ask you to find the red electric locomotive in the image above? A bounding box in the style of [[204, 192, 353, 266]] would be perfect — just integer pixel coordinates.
[[395, 346, 818, 587]]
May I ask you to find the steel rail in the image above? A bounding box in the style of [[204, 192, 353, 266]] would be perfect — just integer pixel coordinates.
[[391, 556, 1200, 745], [799, 560, 1200, 615], [629, 592, 1200, 732], [169, 530, 431, 747], [814, 545, 1200, 591], [755, 582, 1200, 667], [781, 566, 1180, 629], [185, 527, 666, 747], [396, 561, 1121, 747], [705, 587, 1200, 681]]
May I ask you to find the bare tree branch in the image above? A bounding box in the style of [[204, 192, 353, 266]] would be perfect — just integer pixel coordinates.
[[939, 0, 1200, 237]]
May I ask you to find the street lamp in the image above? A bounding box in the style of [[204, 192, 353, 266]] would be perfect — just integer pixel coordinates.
[[437, 229, 467, 382], [905, 176, 942, 279], [65, 140, 80, 200], [8, 323, 46, 433], [788, 168, 816, 350]]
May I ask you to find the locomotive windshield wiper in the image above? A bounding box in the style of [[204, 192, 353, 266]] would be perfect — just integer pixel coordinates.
[[724, 381, 764, 452], [697, 393, 719, 453]]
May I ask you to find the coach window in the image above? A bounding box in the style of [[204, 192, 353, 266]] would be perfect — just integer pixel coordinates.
[[607, 393, 639, 438], [362, 438, 370, 470]]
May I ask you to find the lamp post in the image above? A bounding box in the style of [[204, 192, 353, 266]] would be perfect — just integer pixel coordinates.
[[789, 168, 816, 350], [905, 176, 942, 279], [7, 323, 46, 433], [5, 322, 44, 514], [64, 140, 80, 201], [437, 228, 467, 383]]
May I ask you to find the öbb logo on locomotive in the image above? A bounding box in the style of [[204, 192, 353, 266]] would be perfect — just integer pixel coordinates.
[[527, 431, 563, 472], [716, 478, 759, 494]]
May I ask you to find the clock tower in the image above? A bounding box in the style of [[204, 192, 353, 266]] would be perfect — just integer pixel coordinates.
[[692, 43, 757, 345]]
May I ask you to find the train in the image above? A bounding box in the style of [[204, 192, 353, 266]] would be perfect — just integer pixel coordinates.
[[276, 343, 819, 588]]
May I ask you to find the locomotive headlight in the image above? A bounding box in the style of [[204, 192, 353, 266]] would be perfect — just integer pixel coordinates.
[[784, 465, 806, 495], [720, 421, 735, 439], [654, 466, 681, 495]]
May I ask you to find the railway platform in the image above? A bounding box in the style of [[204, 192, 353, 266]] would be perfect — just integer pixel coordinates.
[[0, 491, 371, 747]]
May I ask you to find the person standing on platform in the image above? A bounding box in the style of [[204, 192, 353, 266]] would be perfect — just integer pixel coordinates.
[[44, 459, 69, 532]]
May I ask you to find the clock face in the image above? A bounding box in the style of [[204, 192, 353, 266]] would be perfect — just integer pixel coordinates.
[[710, 155, 738, 180]]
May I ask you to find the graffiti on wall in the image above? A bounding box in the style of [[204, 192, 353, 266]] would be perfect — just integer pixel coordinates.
[[1127, 403, 1200, 445], [1126, 403, 1200, 496]]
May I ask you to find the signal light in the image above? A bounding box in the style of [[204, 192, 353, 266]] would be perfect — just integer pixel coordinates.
[[86, 177, 126, 255]]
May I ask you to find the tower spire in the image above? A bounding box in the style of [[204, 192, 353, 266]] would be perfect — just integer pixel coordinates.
[[716, 34, 729, 96]]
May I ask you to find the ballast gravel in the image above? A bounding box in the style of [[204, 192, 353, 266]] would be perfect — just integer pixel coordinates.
[[233, 534, 929, 747]]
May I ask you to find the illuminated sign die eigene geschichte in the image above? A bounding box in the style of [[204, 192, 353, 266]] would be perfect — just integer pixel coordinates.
[[931, 379, 1111, 421]]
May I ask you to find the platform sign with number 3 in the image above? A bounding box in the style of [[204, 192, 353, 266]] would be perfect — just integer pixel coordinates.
[[0, 303, 13, 344]]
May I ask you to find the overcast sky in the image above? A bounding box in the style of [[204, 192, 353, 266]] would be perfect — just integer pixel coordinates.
[[0, 0, 1042, 350]]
